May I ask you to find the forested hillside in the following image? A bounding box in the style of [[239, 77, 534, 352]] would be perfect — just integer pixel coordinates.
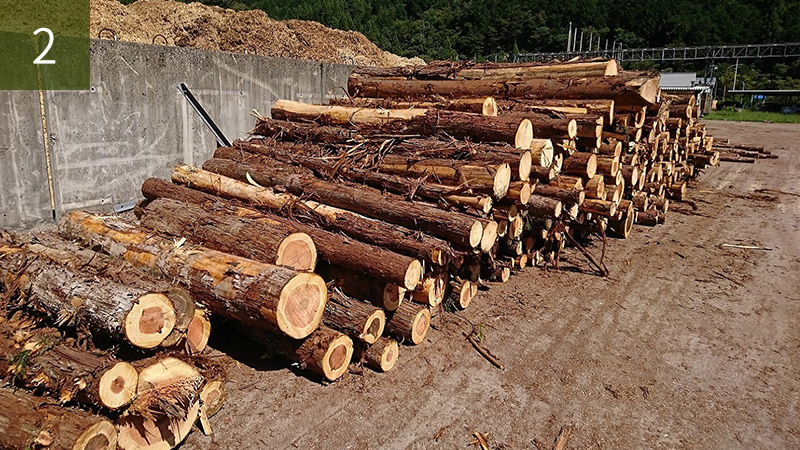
[[160, 0, 800, 61]]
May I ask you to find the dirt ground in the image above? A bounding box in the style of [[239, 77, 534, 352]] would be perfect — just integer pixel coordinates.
[[184, 121, 800, 450]]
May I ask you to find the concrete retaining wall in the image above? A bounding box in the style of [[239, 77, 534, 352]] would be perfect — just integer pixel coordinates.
[[1, 39, 352, 230]]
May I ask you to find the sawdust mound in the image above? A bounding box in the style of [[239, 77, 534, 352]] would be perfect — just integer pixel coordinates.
[[91, 0, 423, 66]]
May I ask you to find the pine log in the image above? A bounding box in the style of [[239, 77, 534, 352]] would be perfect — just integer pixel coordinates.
[[527, 195, 562, 218], [584, 175, 606, 199], [0, 245, 177, 350], [0, 320, 138, 410], [579, 199, 618, 217], [251, 118, 363, 144], [532, 185, 585, 205], [323, 291, 386, 344], [607, 201, 635, 239], [529, 166, 556, 183], [507, 181, 532, 204], [315, 263, 406, 312], [329, 97, 497, 115], [411, 275, 447, 307], [562, 152, 597, 178], [351, 59, 618, 80], [448, 279, 477, 310], [530, 139, 554, 167], [385, 301, 431, 345], [269, 325, 354, 381], [598, 139, 623, 157], [359, 337, 399, 372], [498, 99, 615, 123], [596, 155, 620, 177], [139, 197, 317, 271], [552, 175, 584, 190], [200, 158, 484, 249], [0, 387, 117, 450], [272, 99, 428, 126], [58, 211, 327, 340], [144, 177, 452, 267], [347, 72, 661, 106]]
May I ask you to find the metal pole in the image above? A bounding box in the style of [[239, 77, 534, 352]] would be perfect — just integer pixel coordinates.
[[732, 58, 739, 91], [579, 31, 584, 52], [567, 22, 572, 52], [597, 35, 601, 52], [573, 28, 578, 52], [589, 32, 593, 52]]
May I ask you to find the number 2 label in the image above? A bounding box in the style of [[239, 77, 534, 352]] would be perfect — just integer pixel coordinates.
[[33, 27, 56, 64]]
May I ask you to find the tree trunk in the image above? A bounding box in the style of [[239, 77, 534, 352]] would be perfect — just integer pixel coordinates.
[[562, 152, 598, 178], [251, 118, 363, 144], [358, 337, 399, 372], [201, 158, 484, 249], [532, 185, 585, 205], [139, 197, 317, 272], [144, 177, 453, 268], [0, 320, 138, 410], [497, 99, 615, 123], [0, 244, 176, 350], [315, 263, 407, 312], [323, 291, 386, 344], [329, 96, 497, 115], [347, 72, 661, 106], [527, 195, 563, 218], [351, 59, 617, 80], [385, 301, 431, 345], [579, 199, 618, 217], [0, 387, 117, 450], [265, 325, 354, 382], [58, 211, 327, 340]]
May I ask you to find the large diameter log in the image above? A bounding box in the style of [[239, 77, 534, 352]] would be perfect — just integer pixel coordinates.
[[348, 73, 661, 106], [385, 301, 431, 345], [417, 110, 534, 148], [139, 197, 317, 271], [0, 321, 138, 410], [272, 99, 427, 126], [0, 245, 176, 350], [58, 211, 327, 340], [201, 158, 484, 249], [144, 178, 452, 267], [0, 387, 117, 450], [562, 152, 597, 178], [323, 291, 386, 344], [19, 234, 196, 350]]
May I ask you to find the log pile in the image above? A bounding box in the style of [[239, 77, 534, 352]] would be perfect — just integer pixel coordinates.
[[0, 58, 776, 448]]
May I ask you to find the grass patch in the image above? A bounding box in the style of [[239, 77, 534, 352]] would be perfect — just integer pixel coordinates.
[[704, 110, 800, 123]]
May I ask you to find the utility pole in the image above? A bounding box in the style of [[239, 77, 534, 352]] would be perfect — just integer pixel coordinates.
[[567, 22, 572, 52]]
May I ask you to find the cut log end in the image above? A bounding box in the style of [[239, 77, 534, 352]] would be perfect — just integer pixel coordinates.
[[480, 221, 499, 254], [360, 309, 387, 344], [514, 119, 534, 149], [518, 151, 533, 181], [382, 284, 406, 311], [567, 119, 578, 139], [321, 333, 354, 381], [185, 309, 211, 354], [493, 163, 512, 199], [410, 308, 432, 345], [277, 272, 328, 339], [469, 220, 484, 249], [124, 293, 177, 349], [199, 380, 227, 418], [404, 259, 424, 291], [73, 420, 118, 450], [364, 337, 399, 372], [116, 400, 200, 450], [482, 97, 498, 116], [98, 362, 139, 410], [276, 232, 317, 272]]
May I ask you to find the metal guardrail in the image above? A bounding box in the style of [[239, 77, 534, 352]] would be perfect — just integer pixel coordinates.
[[515, 42, 800, 62]]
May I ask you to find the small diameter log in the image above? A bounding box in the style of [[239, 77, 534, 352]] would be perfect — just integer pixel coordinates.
[[552, 175, 583, 190], [444, 194, 493, 214], [668, 182, 687, 201], [650, 197, 670, 213], [411, 276, 447, 307], [530, 139, 554, 167], [598, 140, 623, 157], [0, 321, 138, 410], [527, 195, 563, 218], [352, 59, 617, 80], [271, 99, 427, 127], [58, 211, 327, 340], [632, 191, 649, 210], [185, 309, 212, 355], [499, 99, 616, 123], [0, 245, 176, 350], [596, 156, 620, 177], [449, 279, 477, 310], [0, 387, 117, 450], [579, 199, 618, 217], [199, 380, 227, 418], [621, 165, 639, 189], [323, 291, 386, 344], [507, 181, 532, 204], [415, 110, 535, 149], [584, 175, 606, 199], [533, 185, 585, 205], [478, 219, 500, 253], [118, 357, 202, 450], [635, 210, 660, 226], [562, 152, 597, 178], [201, 158, 484, 249], [139, 197, 317, 271], [272, 325, 354, 382], [385, 301, 431, 345], [251, 118, 363, 144], [145, 177, 451, 268], [529, 166, 556, 183], [316, 263, 406, 312], [329, 97, 496, 115], [360, 337, 399, 372], [378, 155, 511, 199], [607, 201, 635, 239]]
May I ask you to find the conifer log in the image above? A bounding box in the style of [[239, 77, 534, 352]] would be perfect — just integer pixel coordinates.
[[498, 99, 615, 122], [0, 321, 138, 410], [272, 99, 428, 126], [323, 291, 386, 344], [351, 59, 618, 80], [449, 279, 477, 310], [0, 387, 117, 450], [527, 195, 563, 218], [385, 301, 431, 345], [378, 155, 512, 199], [585, 174, 606, 199], [316, 263, 407, 312], [347, 73, 661, 106], [532, 185, 585, 205], [0, 244, 176, 350], [139, 197, 317, 272], [265, 325, 354, 381], [359, 337, 399, 372], [144, 177, 452, 268], [579, 199, 618, 217], [58, 211, 327, 340], [329, 97, 497, 115], [251, 118, 362, 144], [607, 201, 635, 239], [529, 166, 557, 183], [201, 158, 484, 249]]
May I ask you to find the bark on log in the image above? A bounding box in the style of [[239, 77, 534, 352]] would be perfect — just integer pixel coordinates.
[[144, 177, 452, 268], [385, 301, 431, 345], [562, 152, 597, 178], [532, 185, 585, 205], [579, 199, 618, 217], [201, 158, 484, 249], [0, 245, 176, 350], [347, 72, 661, 106], [585, 175, 606, 199], [139, 197, 317, 272], [58, 211, 327, 340], [359, 337, 399, 372], [527, 195, 563, 218], [251, 118, 363, 144], [351, 59, 618, 80], [266, 325, 354, 382], [323, 291, 386, 344], [0, 387, 117, 450], [449, 279, 477, 310], [272, 99, 428, 126], [315, 263, 406, 312], [498, 99, 615, 123], [0, 320, 138, 410], [329, 97, 497, 115]]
